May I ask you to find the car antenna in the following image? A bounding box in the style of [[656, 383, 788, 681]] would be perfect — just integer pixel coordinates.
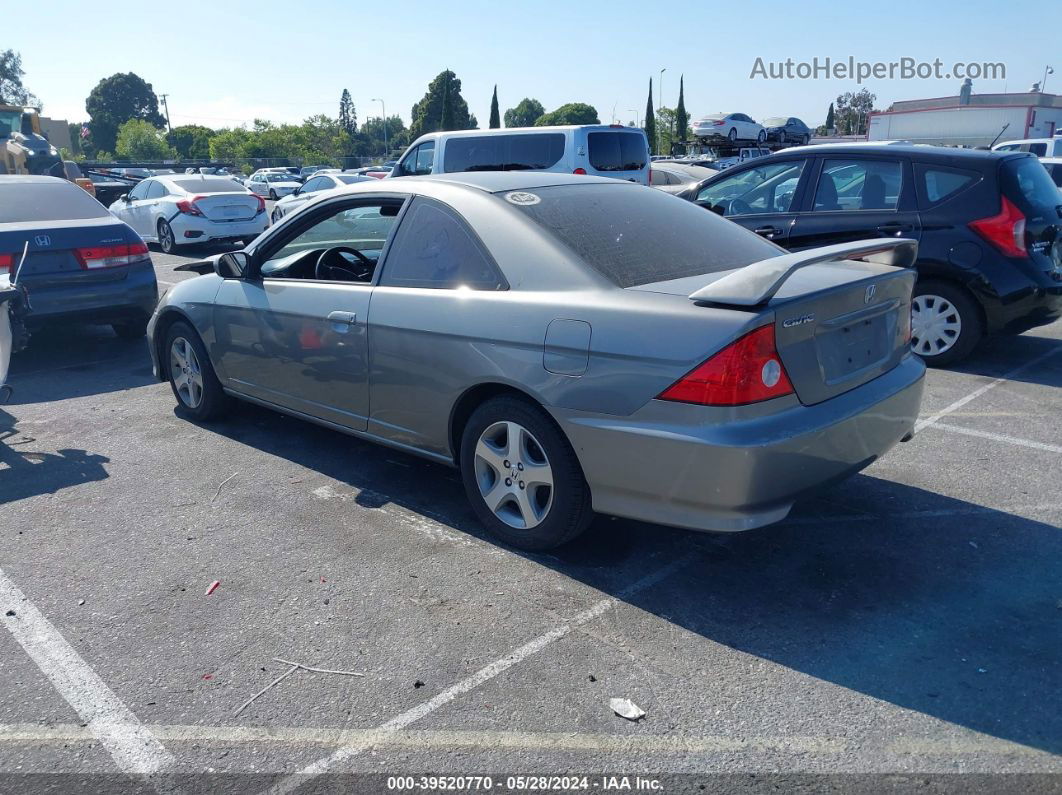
[[11, 241, 29, 286], [989, 122, 1010, 149]]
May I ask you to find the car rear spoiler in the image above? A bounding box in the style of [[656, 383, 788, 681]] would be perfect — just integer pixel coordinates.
[[688, 238, 918, 306]]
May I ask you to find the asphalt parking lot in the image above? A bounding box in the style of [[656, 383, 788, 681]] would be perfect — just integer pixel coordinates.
[[1, 241, 1061, 793]]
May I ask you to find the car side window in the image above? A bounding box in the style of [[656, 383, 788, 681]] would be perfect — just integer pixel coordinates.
[[414, 141, 435, 174], [379, 197, 506, 290], [302, 177, 324, 193], [814, 158, 902, 211], [1026, 143, 1047, 156], [696, 160, 806, 216], [915, 164, 981, 205], [147, 181, 167, 199], [128, 180, 150, 200]]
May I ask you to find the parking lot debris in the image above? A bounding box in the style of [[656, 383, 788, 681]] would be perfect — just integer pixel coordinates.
[[4, 609, 14, 617], [77, 599, 85, 606], [205, 580, 221, 596], [414, 680, 425, 688], [233, 657, 365, 717], [211, 472, 239, 503], [610, 698, 646, 721], [589, 674, 597, 682]]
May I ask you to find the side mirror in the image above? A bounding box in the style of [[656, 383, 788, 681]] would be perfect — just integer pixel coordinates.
[[120, 194, 130, 202], [292, 187, 301, 196], [215, 251, 250, 279]]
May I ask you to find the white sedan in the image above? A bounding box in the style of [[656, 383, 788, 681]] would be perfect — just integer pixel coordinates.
[[270, 172, 374, 222], [108, 174, 268, 254], [692, 113, 766, 144], [246, 172, 302, 200]]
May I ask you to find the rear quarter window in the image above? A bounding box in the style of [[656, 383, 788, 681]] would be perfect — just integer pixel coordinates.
[[0, 181, 111, 223], [587, 131, 648, 172], [914, 164, 981, 206], [507, 183, 782, 288], [443, 133, 565, 172]]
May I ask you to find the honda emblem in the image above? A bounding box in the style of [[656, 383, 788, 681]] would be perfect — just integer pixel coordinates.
[[34, 234, 51, 247], [864, 284, 877, 304]]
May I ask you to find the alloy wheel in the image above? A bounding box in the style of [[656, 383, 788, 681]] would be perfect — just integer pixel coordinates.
[[159, 221, 174, 253], [911, 294, 962, 357], [170, 336, 205, 408], [473, 420, 554, 530]]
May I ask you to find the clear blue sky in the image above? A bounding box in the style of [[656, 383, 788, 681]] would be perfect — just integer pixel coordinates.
[[14, 0, 1056, 131]]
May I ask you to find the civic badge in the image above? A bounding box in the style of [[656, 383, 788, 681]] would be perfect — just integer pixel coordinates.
[[864, 284, 877, 304], [34, 234, 51, 247]]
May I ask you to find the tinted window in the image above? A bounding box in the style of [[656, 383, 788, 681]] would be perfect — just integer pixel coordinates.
[[1046, 163, 1062, 188], [587, 132, 648, 172], [509, 183, 782, 288], [443, 133, 565, 172], [301, 177, 325, 193], [381, 198, 505, 290], [1026, 143, 1048, 156], [815, 158, 902, 211], [1002, 156, 1062, 214], [917, 165, 979, 204], [128, 181, 150, 200], [696, 160, 806, 215], [0, 181, 111, 223], [146, 181, 168, 199], [336, 174, 369, 185], [172, 177, 244, 193]]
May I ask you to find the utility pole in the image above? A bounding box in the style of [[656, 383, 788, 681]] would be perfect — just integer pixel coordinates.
[[372, 98, 387, 158], [658, 68, 667, 155], [159, 94, 172, 132]]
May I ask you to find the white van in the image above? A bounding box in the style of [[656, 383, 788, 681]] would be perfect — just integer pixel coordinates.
[[392, 125, 651, 185], [991, 137, 1062, 157]]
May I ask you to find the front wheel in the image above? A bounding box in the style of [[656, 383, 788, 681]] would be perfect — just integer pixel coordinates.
[[268, 189, 278, 201], [911, 280, 983, 367], [460, 396, 593, 551], [165, 321, 229, 420], [757, 129, 766, 144], [728, 128, 737, 143], [158, 219, 177, 254]]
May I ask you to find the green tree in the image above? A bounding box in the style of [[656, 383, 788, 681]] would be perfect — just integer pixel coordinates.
[[66, 122, 82, 157], [167, 124, 215, 159], [85, 73, 166, 154], [358, 115, 407, 157], [643, 78, 656, 156], [0, 49, 38, 106], [115, 119, 176, 160], [825, 102, 835, 132], [489, 85, 500, 128], [655, 107, 679, 156], [440, 77, 455, 131], [834, 89, 875, 135], [674, 75, 688, 149], [503, 97, 545, 128], [339, 89, 356, 136], [208, 127, 252, 161], [534, 102, 600, 126], [409, 70, 476, 139]]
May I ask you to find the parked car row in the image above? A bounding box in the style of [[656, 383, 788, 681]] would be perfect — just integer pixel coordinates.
[[691, 113, 811, 146]]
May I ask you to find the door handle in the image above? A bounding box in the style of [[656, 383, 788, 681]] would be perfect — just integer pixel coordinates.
[[754, 226, 780, 237], [877, 223, 912, 236], [327, 311, 357, 325]]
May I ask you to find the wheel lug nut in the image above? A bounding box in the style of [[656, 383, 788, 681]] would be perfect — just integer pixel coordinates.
[[519, 481, 525, 489], [505, 478, 513, 487], [503, 460, 511, 468], [517, 463, 524, 471]]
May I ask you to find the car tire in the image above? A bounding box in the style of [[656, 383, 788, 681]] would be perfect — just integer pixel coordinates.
[[911, 280, 983, 367], [164, 321, 229, 420], [728, 128, 737, 144], [112, 316, 149, 339], [460, 395, 593, 551], [269, 189, 278, 201], [158, 219, 177, 254], [757, 130, 767, 144]]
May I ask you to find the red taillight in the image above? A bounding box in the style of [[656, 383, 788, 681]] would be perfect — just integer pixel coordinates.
[[713, 120, 725, 126], [968, 196, 1027, 258], [176, 197, 205, 216], [253, 195, 266, 214], [573, 167, 587, 175], [657, 324, 794, 406], [0, 253, 11, 275], [74, 242, 149, 270]]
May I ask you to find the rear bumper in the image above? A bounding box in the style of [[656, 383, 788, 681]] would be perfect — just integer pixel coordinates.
[[169, 213, 269, 243], [988, 280, 1062, 334], [555, 355, 926, 532], [22, 261, 158, 326]]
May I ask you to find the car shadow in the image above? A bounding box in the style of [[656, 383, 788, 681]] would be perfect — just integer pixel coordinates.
[[0, 413, 110, 504], [951, 332, 1062, 388], [193, 401, 1062, 755], [5, 325, 157, 405]]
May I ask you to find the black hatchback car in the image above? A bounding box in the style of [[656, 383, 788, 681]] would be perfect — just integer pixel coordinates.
[[685, 144, 1062, 365]]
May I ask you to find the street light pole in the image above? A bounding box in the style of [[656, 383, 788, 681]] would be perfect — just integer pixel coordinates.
[[658, 68, 667, 155], [372, 98, 387, 158], [1043, 65, 1055, 93]]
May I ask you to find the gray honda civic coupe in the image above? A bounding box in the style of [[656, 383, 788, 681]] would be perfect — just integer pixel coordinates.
[[148, 173, 925, 550]]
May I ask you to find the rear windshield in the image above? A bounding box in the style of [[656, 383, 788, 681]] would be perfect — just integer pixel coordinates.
[[506, 183, 782, 288], [587, 132, 648, 172], [171, 177, 245, 193], [1002, 156, 1062, 215], [443, 133, 566, 172], [336, 174, 368, 184], [0, 181, 111, 223]]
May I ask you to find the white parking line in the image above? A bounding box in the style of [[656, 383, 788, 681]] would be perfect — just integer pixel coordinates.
[[264, 551, 699, 795], [931, 422, 1062, 454], [914, 347, 1062, 433], [0, 567, 173, 777]]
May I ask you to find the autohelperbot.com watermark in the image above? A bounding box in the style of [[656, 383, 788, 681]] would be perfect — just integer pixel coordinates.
[[750, 56, 1006, 83]]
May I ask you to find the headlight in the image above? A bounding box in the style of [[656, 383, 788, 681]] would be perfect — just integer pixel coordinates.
[[21, 146, 35, 156], [49, 147, 58, 156]]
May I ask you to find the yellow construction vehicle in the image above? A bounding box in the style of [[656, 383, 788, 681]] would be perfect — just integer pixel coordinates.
[[0, 105, 63, 177]]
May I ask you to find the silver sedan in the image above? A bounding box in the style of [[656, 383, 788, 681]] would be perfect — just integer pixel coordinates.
[[148, 173, 925, 550]]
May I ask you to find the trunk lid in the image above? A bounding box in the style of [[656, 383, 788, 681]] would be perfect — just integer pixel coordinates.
[[193, 193, 261, 222], [0, 217, 143, 286]]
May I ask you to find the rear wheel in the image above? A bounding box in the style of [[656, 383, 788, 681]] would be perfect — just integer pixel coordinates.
[[911, 280, 983, 366], [158, 219, 177, 254], [728, 128, 738, 143], [460, 396, 592, 551], [757, 129, 767, 144], [165, 321, 229, 420], [268, 189, 278, 201]]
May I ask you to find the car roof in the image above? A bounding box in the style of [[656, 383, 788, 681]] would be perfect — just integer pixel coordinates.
[[769, 143, 1020, 161], [0, 174, 69, 186], [409, 124, 643, 142], [397, 172, 622, 192]]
